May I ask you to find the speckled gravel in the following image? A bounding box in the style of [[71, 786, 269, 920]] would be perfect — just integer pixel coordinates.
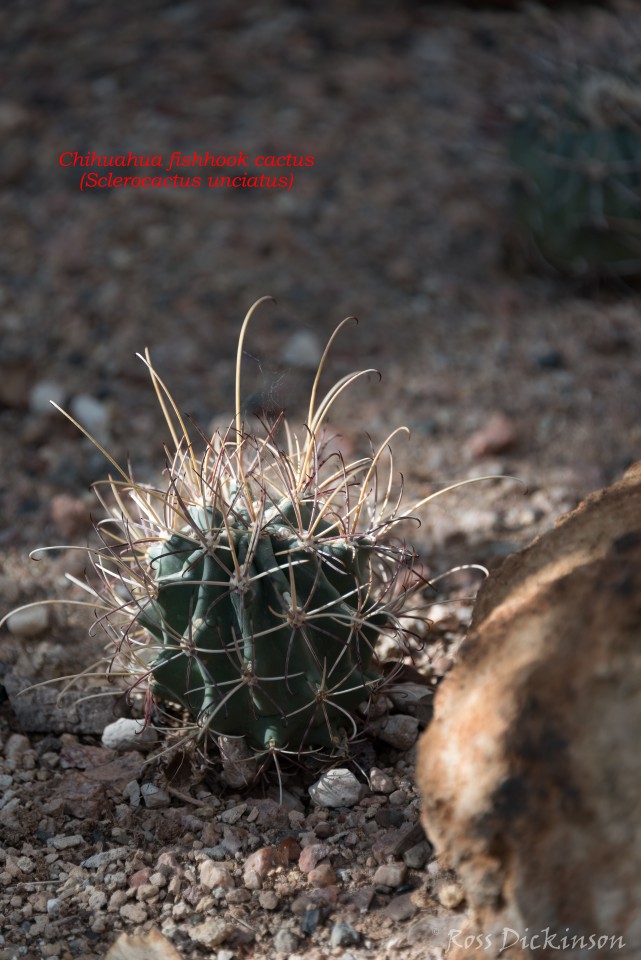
[[0, 715, 467, 960]]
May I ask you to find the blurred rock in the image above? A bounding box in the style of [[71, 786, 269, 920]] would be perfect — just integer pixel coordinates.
[[29, 380, 66, 415], [50, 493, 92, 539], [418, 462, 641, 958], [105, 928, 184, 960], [372, 714, 419, 751], [468, 412, 518, 458], [5, 605, 50, 637], [282, 329, 322, 369], [69, 393, 110, 444]]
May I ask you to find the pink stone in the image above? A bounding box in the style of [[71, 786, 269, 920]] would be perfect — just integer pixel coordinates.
[[128, 867, 152, 888], [243, 846, 286, 889], [308, 863, 337, 887], [298, 843, 331, 874]]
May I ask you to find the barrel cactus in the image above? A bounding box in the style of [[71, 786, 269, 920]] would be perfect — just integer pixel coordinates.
[[6, 300, 500, 778], [509, 71, 641, 277], [23, 298, 475, 773]]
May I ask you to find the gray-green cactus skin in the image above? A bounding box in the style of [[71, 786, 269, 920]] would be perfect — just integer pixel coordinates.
[[510, 74, 641, 277], [139, 499, 387, 751]]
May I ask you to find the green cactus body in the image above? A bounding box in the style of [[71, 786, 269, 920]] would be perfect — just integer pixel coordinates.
[[139, 499, 386, 751], [510, 74, 641, 277]]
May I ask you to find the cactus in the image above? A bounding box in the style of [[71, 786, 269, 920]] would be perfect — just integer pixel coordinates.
[[509, 71, 641, 277], [138, 498, 389, 752], [5, 299, 503, 773]]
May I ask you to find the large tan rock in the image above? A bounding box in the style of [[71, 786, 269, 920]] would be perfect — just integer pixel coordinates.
[[417, 462, 641, 958]]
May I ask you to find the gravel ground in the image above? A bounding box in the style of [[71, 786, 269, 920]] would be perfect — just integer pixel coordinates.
[[2, 1, 641, 958]]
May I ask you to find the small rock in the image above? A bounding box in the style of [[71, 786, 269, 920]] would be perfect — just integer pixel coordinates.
[[5, 605, 50, 638], [259, 889, 279, 910], [344, 885, 376, 913], [125, 779, 141, 807], [369, 767, 395, 794], [226, 887, 250, 903], [389, 788, 408, 806], [309, 768, 364, 808], [5, 733, 31, 761], [199, 860, 234, 890], [50, 834, 83, 850], [386, 682, 433, 713], [218, 735, 257, 788], [188, 919, 234, 947], [137, 883, 160, 902], [298, 843, 330, 874], [437, 881, 465, 909], [244, 846, 286, 889], [273, 927, 300, 954], [282, 329, 322, 369], [403, 840, 431, 870], [102, 718, 158, 752], [46, 897, 62, 916], [382, 892, 418, 922], [330, 923, 361, 948], [82, 846, 129, 869], [120, 902, 148, 923], [308, 863, 336, 887], [156, 851, 180, 875], [375, 714, 419, 751], [140, 783, 170, 808], [29, 380, 66, 415], [89, 890, 108, 911], [468, 412, 517, 458], [371, 824, 415, 863], [50, 493, 91, 538], [373, 862, 407, 888], [220, 802, 247, 824], [277, 836, 302, 862], [69, 393, 110, 444], [128, 868, 152, 889]]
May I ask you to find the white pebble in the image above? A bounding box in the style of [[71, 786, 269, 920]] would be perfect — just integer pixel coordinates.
[[376, 714, 419, 751], [282, 329, 322, 369], [188, 919, 234, 947], [369, 767, 395, 794], [309, 768, 365, 808], [5, 604, 50, 638], [199, 860, 234, 890], [5, 733, 30, 761], [50, 834, 83, 850], [101, 717, 157, 752], [69, 393, 110, 443], [29, 380, 66, 415]]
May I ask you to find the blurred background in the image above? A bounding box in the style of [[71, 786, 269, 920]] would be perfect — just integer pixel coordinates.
[[1, 0, 641, 593]]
